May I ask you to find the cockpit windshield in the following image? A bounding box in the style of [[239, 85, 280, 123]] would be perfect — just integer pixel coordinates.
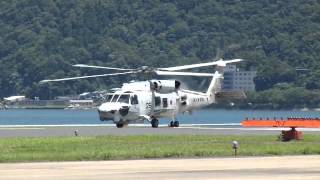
[[106, 95, 113, 102], [106, 93, 131, 103], [118, 94, 129, 103], [111, 94, 119, 102]]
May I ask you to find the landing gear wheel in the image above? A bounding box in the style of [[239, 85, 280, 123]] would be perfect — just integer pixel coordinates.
[[151, 118, 159, 128], [169, 121, 174, 127], [174, 121, 179, 127], [116, 123, 124, 128]]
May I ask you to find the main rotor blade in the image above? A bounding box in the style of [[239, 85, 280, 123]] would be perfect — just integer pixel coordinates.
[[159, 59, 243, 71], [73, 64, 135, 71], [40, 71, 136, 83], [216, 59, 244, 66], [155, 71, 215, 77]]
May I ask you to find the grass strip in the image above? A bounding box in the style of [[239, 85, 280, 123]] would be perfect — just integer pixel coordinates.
[[0, 134, 320, 162]]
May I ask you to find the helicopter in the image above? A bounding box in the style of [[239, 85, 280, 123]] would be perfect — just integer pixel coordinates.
[[40, 59, 245, 128]]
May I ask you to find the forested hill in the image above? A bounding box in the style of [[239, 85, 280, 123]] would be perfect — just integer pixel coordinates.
[[1, 0, 320, 107]]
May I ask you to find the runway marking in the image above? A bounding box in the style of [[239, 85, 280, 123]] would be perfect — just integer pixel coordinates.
[[0, 124, 318, 132], [178, 126, 320, 132], [0, 124, 113, 128], [0, 128, 45, 130], [183, 123, 241, 126], [0, 123, 241, 128], [178, 126, 286, 131]]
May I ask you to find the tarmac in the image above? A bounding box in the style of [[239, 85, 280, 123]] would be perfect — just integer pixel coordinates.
[[0, 156, 319, 179], [0, 124, 320, 137]]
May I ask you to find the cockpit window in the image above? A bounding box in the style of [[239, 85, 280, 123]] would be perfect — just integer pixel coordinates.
[[131, 95, 138, 105], [106, 95, 113, 102], [111, 95, 119, 102], [118, 94, 129, 103]]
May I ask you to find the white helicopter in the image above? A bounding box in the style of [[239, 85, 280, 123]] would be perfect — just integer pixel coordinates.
[[41, 59, 245, 128]]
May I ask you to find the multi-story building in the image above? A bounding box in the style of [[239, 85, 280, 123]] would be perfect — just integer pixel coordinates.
[[223, 65, 256, 91]]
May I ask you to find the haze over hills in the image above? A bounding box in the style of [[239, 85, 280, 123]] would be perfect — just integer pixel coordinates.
[[0, 0, 320, 108]]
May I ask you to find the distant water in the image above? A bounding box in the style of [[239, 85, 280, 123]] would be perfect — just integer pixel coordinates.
[[0, 109, 319, 125]]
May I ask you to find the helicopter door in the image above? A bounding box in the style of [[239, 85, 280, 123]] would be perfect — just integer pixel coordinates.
[[139, 92, 153, 115], [129, 94, 139, 114], [155, 96, 161, 107], [154, 96, 161, 111]]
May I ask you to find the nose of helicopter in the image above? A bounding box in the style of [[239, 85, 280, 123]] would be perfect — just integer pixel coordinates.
[[98, 102, 120, 112], [98, 102, 130, 121]]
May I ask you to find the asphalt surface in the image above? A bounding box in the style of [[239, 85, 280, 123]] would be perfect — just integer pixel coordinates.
[[0, 156, 319, 179], [0, 124, 320, 137]]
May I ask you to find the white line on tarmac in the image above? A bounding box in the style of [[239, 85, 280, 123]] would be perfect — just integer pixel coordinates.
[[178, 126, 287, 131], [0, 123, 240, 128], [178, 126, 320, 131], [0, 124, 318, 132], [182, 123, 241, 126], [0, 124, 116, 128], [0, 127, 45, 130]]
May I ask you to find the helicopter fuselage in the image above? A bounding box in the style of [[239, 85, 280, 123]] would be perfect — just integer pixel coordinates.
[[39, 58, 244, 128], [98, 80, 216, 127]]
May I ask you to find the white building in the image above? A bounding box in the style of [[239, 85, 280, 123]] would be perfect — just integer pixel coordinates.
[[223, 65, 256, 91]]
